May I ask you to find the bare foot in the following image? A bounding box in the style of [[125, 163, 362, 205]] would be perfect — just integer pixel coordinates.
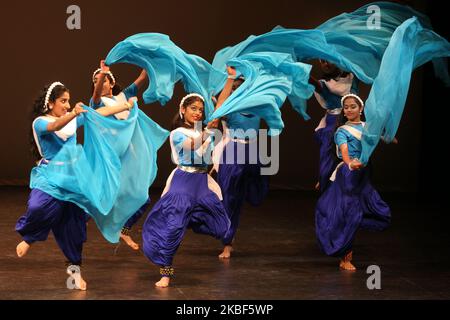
[[16, 241, 30, 258], [77, 276, 87, 291], [66, 266, 87, 291], [339, 251, 356, 271], [155, 277, 170, 288], [339, 260, 356, 271], [219, 245, 233, 259], [120, 233, 139, 250]]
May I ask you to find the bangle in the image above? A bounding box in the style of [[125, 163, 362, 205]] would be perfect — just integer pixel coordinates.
[[227, 75, 236, 80], [125, 102, 132, 109], [348, 162, 354, 171]]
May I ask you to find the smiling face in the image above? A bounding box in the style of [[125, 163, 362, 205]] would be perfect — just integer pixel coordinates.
[[93, 72, 114, 97], [342, 97, 363, 122], [181, 99, 204, 126], [48, 91, 71, 117]]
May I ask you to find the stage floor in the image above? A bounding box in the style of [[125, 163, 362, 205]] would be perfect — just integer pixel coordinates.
[[1, 186, 449, 300]]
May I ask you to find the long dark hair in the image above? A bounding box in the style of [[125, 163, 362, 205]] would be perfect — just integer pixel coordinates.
[[29, 84, 69, 161], [171, 95, 205, 130]]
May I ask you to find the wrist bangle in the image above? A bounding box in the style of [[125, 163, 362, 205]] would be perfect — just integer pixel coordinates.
[[348, 162, 354, 171], [227, 75, 236, 80]]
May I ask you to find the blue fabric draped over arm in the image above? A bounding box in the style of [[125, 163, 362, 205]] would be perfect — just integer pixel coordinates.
[[30, 105, 169, 243], [210, 52, 314, 135]]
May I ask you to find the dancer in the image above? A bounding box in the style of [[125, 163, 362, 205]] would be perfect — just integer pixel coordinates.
[[309, 60, 359, 193], [214, 76, 269, 259], [16, 82, 134, 290], [315, 93, 391, 271], [91, 60, 150, 250], [142, 68, 238, 287], [91, 60, 147, 112]]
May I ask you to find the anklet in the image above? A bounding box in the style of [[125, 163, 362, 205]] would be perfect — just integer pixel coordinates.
[[121, 227, 131, 236], [160, 266, 175, 277]]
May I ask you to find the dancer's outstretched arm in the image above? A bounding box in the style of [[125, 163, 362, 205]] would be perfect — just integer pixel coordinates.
[[92, 60, 109, 105], [46, 104, 86, 132], [133, 69, 148, 89], [95, 98, 135, 117]]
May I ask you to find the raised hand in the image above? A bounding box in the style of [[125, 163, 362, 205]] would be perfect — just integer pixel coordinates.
[[100, 59, 110, 73], [127, 97, 137, 109], [207, 118, 220, 129]]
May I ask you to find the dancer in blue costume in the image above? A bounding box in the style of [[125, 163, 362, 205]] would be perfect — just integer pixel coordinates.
[[208, 54, 315, 259], [16, 82, 135, 290], [91, 59, 147, 112], [211, 3, 449, 152], [90, 59, 149, 250], [309, 60, 359, 193], [142, 68, 237, 287], [213, 75, 269, 259], [315, 94, 391, 271], [210, 2, 438, 148]]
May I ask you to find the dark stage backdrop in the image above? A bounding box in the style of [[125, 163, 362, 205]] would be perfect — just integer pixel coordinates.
[[0, 0, 447, 195]]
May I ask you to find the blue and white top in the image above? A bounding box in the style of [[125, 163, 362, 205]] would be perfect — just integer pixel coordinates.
[[89, 83, 138, 109], [170, 127, 214, 167], [32, 115, 85, 160], [335, 122, 364, 160], [226, 112, 261, 140]]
